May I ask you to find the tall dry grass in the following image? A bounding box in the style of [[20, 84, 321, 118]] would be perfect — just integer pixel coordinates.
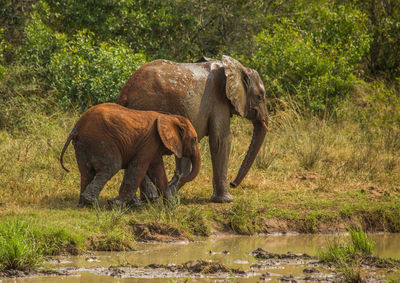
[[0, 81, 399, 248]]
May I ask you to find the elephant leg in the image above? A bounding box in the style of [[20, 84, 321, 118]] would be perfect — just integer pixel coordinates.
[[209, 118, 233, 203], [147, 156, 169, 199], [79, 169, 116, 207], [74, 145, 95, 206], [112, 156, 151, 207], [108, 161, 142, 208], [76, 157, 95, 207], [79, 154, 121, 207], [139, 174, 159, 201]]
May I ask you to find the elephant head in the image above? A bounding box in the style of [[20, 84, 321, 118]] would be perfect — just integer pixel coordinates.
[[157, 115, 201, 183], [222, 55, 269, 188]]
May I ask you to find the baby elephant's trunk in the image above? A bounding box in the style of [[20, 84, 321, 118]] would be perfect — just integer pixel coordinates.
[[180, 145, 201, 184]]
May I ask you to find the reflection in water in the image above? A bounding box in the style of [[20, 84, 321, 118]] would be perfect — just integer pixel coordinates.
[[3, 233, 400, 283]]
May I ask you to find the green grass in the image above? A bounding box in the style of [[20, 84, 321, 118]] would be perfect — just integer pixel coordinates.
[[0, 217, 84, 270], [1, 82, 400, 271], [0, 219, 43, 270], [319, 226, 376, 268], [318, 227, 377, 282], [226, 197, 263, 235]]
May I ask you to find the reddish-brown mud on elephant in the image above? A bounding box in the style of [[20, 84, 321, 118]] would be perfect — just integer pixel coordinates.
[[59, 103, 201, 207], [117, 56, 269, 202]]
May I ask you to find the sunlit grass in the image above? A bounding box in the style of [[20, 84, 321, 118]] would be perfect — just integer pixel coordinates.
[[319, 226, 377, 282], [0, 82, 399, 269]]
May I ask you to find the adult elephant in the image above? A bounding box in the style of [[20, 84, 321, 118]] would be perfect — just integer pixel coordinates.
[[117, 55, 268, 202]]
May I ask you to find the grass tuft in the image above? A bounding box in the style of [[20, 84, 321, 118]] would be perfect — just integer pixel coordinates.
[[0, 220, 43, 270], [348, 226, 375, 255], [319, 226, 375, 265], [227, 197, 262, 235]]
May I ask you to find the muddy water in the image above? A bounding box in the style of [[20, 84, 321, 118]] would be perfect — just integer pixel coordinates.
[[5, 234, 400, 282]]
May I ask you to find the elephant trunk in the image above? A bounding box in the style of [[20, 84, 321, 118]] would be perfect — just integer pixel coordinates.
[[180, 146, 201, 184], [230, 121, 267, 188]]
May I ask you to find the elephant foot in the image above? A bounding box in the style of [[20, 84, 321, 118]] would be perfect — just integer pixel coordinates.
[[78, 193, 98, 208], [210, 192, 233, 203], [140, 191, 159, 202], [167, 173, 183, 193], [140, 175, 160, 201], [108, 196, 142, 208]]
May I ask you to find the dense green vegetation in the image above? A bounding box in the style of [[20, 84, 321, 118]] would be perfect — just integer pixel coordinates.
[[0, 0, 400, 275], [1, 0, 399, 113]]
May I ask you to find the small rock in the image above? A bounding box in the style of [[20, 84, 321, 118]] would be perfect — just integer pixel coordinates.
[[303, 267, 319, 273], [85, 257, 100, 262], [278, 275, 297, 282], [259, 272, 270, 281]]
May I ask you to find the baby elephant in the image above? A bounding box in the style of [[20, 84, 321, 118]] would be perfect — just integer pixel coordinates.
[[60, 103, 200, 207]]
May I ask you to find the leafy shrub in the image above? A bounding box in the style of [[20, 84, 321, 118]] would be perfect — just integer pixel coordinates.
[[49, 30, 146, 108], [252, 5, 370, 114], [18, 9, 147, 109], [297, 4, 370, 68], [0, 29, 7, 79], [22, 11, 67, 76]]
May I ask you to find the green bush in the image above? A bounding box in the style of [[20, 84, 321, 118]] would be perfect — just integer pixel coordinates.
[[252, 5, 370, 114], [49, 30, 146, 108], [0, 29, 7, 79], [18, 9, 147, 109], [297, 4, 370, 67], [22, 11, 67, 76]]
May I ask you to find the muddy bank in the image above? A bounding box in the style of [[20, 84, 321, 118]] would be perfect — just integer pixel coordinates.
[[1, 234, 399, 282], [118, 218, 399, 246], [132, 217, 400, 244], [1, 254, 393, 282], [0, 268, 71, 278]]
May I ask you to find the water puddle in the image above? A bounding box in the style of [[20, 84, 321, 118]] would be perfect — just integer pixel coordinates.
[[2, 233, 400, 282]]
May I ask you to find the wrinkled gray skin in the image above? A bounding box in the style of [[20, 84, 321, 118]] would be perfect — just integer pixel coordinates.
[[117, 55, 269, 203]]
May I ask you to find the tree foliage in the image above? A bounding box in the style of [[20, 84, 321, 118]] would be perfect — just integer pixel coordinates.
[[0, 0, 399, 112]]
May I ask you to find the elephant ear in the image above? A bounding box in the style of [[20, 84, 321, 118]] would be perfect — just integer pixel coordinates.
[[222, 55, 248, 117], [157, 116, 183, 158]]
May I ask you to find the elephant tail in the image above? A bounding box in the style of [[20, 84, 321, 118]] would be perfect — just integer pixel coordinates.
[[60, 125, 77, 173]]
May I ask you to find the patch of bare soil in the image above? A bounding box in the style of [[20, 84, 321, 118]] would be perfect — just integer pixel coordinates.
[[361, 186, 391, 199], [0, 269, 70, 278], [262, 218, 294, 233], [131, 222, 188, 242]]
